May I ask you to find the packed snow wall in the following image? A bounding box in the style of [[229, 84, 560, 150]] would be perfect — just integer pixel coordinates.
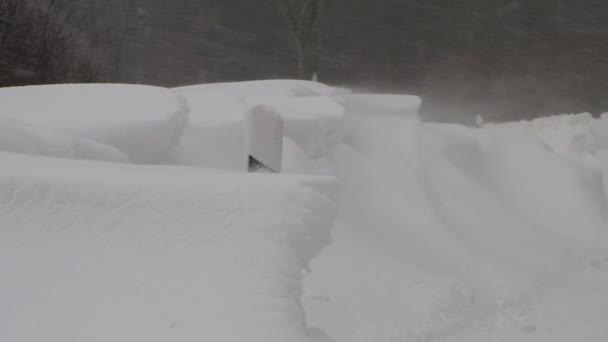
[[0, 153, 338, 342], [306, 100, 608, 342]]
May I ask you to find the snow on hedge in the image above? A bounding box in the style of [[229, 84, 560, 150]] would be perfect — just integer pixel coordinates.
[[338, 94, 421, 116], [175, 79, 348, 99], [0, 116, 130, 163], [0, 152, 337, 342], [0, 84, 188, 163]]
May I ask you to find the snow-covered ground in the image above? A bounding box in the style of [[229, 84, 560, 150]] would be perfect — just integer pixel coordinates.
[[0, 153, 337, 342], [173, 80, 346, 171], [1, 81, 607, 342], [305, 110, 608, 342], [0, 84, 188, 163]]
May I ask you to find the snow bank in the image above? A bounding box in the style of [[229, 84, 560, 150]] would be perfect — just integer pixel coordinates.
[[172, 81, 346, 169], [417, 123, 605, 298], [244, 96, 346, 159], [0, 152, 338, 342], [529, 113, 595, 160], [592, 115, 608, 207], [282, 138, 318, 174], [5, 80, 606, 341], [0, 84, 188, 163], [0, 117, 130, 163], [175, 79, 347, 99], [305, 109, 608, 341], [171, 92, 245, 124], [484, 113, 597, 165], [591, 113, 608, 150], [172, 120, 245, 170], [338, 94, 421, 116]]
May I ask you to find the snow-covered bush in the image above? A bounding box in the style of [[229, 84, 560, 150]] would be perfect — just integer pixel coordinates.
[[0, 84, 189, 163]]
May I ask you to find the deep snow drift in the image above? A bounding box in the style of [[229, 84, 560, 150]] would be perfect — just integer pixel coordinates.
[[305, 108, 608, 342], [0, 116, 130, 163], [0, 84, 188, 163], [1, 80, 608, 342], [173, 80, 346, 171], [0, 152, 337, 342]]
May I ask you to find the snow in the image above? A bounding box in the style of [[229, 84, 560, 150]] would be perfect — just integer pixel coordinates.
[[0, 84, 188, 163], [171, 120, 246, 170], [591, 113, 608, 150], [338, 94, 421, 116], [484, 113, 598, 165], [282, 137, 317, 174], [0, 152, 337, 342], [175, 79, 348, 99], [304, 99, 608, 341], [0, 116, 130, 163], [172, 81, 347, 169], [243, 96, 345, 159], [2, 80, 608, 342]]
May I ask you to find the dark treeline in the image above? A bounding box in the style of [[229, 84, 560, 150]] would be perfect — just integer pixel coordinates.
[[3, 0, 608, 122]]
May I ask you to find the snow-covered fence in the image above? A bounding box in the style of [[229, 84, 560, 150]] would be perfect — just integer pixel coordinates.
[[245, 105, 284, 173]]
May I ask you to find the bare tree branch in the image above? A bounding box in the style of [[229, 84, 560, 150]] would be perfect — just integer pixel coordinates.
[[0, 0, 99, 86], [279, 0, 300, 33], [278, 0, 329, 79]]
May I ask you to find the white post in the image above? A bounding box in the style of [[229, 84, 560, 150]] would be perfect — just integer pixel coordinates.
[[244, 105, 284, 173]]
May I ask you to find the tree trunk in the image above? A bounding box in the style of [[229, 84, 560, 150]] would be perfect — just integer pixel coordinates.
[[296, 38, 317, 80]]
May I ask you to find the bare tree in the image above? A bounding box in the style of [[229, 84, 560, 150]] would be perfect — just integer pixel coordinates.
[[114, 0, 134, 78], [0, 0, 98, 86], [279, 0, 329, 80]]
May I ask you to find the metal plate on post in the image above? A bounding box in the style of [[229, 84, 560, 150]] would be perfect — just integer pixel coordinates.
[[244, 105, 283, 173]]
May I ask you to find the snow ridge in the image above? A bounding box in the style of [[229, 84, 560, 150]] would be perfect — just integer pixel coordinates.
[[0, 84, 189, 163], [0, 152, 338, 342]]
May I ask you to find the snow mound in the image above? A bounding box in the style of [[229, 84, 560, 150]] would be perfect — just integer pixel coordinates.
[[171, 92, 245, 125], [485, 113, 597, 164], [0, 84, 188, 163], [529, 113, 594, 152], [591, 113, 608, 150], [172, 120, 245, 170], [175, 79, 347, 99], [593, 116, 608, 206], [305, 107, 608, 341], [172, 81, 346, 169], [0, 152, 338, 342], [0, 117, 130, 163], [244, 96, 346, 159], [282, 137, 318, 174], [338, 94, 421, 116], [418, 123, 605, 297]]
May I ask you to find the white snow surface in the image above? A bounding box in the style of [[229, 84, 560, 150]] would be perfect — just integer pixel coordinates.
[[2, 80, 608, 342], [304, 103, 608, 342], [173, 80, 347, 169], [0, 84, 188, 163], [175, 79, 347, 99], [338, 94, 421, 116], [0, 152, 337, 342], [0, 116, 130, 163]]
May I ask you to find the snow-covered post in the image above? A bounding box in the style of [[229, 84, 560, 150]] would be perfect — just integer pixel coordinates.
[[244, 105, 284, 173]]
